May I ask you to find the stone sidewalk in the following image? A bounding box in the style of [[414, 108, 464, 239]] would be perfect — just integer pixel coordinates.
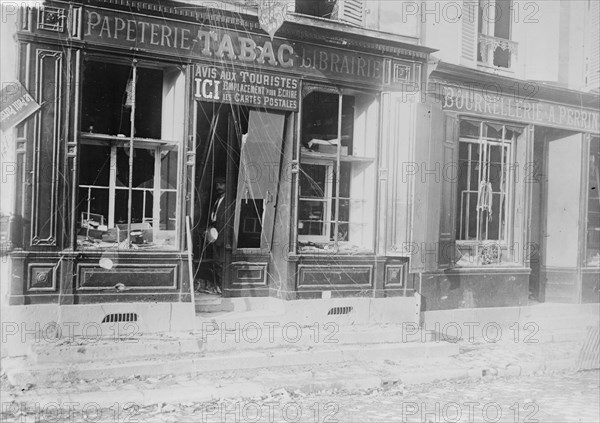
[[0, 334, 585, 410]]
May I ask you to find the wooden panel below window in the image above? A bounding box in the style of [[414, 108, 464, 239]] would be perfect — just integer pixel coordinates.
[[297, 265, 373, 289], [384, 264, 407, 288], [28, 264, 56, 291], [229, 262, 268, 287], [77, 264, 178, 290]]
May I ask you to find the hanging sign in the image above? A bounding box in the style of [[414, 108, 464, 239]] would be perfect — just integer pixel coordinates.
[[0, 82, 40, 132], [258, 0, 288, 40], [194, 64, 299, 111]]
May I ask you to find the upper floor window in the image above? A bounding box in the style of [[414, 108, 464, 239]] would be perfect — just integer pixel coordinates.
[[477, 0, 517, 69], [77, 59, 184, 250], [295, 0, 365, 26]]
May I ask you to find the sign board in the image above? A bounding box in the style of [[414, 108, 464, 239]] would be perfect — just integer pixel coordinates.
[[82, 8, 421, 89], [0, 82, 40, 132], [194, 64, 299, 111], [442, 85, 600, 134]]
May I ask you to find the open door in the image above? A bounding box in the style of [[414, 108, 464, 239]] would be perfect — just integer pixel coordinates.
[[233, 110, 286, 251]]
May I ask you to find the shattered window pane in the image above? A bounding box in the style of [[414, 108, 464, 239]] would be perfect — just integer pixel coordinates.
[[298, 88, 377, 253], [455, 119, 522, 266], [77, 59, 182, 250]]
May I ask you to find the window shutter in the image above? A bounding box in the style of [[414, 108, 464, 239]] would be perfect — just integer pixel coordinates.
[[379, 93, 411, 256], [587, 0, 600, 90], [438, 114, 459, 269], [234, 110, 286, 250], [461, 0, 479, 66], [408, 102, 445, 273], [333, 0, 365, 26], [512, 125, 533, 265]]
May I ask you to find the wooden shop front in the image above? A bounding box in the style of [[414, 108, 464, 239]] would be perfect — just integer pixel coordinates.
[[420, 63, 600, 310], [7, 0, 439, 325]]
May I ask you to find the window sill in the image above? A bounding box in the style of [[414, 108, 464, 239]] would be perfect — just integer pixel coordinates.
[[80, 133, 178, 145], [288, 252, 376, 261], [476, 63, 516, 77], [445, 265, 529, 273], [77, 237, 178, 251], [301, 150, 375, 163]]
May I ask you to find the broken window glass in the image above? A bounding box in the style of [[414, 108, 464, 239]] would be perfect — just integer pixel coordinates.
[[455, 120, 522, 266], [77, 59, 184, 250], [297, 88, 377, 253], [233, 110, 286, 251]]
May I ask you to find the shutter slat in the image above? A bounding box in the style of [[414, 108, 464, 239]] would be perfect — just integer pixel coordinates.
[[337, 0, 364, 27]]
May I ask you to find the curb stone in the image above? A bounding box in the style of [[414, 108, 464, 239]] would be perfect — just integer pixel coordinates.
[[2, 358, 580, 410]]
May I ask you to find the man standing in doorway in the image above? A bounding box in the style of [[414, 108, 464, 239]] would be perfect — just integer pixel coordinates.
[[207, 175, 226, 294]]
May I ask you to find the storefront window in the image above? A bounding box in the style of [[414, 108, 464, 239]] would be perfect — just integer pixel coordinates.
[[455, 119, 522, 266], [77, 59, 184, 250], [586, 136, 600, 266], [297, 89, 377, 253]]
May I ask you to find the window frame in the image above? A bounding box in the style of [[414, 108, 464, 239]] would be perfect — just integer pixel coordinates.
[[585, 135, 600, 267], [478, 0, 512, 40], [298, 158, 335, 243], [76, 57, 184, 250], [455, 119, 522, 266], [295, 85, 378, 254], [477, 0, 516, 69], [456, 136, 513, 244]]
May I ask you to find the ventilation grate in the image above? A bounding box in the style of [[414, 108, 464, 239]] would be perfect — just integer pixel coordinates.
[[101, 313, 138, 323], [327, 306, 353, 316]]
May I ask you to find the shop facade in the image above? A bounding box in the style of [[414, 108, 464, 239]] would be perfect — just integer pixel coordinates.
[[7, 2, 598, 333], [6, 0, 443, 331], [423, 63, 600, 310]]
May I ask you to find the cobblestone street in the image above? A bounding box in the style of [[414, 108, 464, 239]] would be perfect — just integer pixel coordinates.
[[306, 370, 600, 423], [2, 369, 598, 422], [130, 369, 600, 423]]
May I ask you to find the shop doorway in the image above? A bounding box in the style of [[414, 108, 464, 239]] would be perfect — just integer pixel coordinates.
[[530, 127, 584, 303], [192, 101, 289, 295], [193, 102, 248, 292]]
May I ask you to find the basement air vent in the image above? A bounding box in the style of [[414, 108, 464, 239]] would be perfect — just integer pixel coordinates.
[[327, 306, 353, 316], [101, 313, 138, 323]]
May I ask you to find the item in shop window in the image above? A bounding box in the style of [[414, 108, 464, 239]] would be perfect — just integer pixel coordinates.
[[205, 227, 219, 244]]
